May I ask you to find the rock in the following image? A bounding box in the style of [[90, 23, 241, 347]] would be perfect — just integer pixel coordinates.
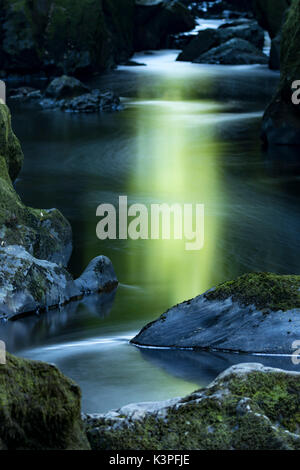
[[134, 0, 195, 51], [269, 33, 281, 70], [0, 245, 118, 320], [9, 87, 42, 100], [40, 89, 122, 114], [262, 0, 300, 146], [45, 75, 90, 100], [177, 21, 265, 62], [194, 38, 268, 65], [0, 353, 90, 449], [177, 29, 220, 62], [60, 90, 123, 113], [0, 103, 72, 264], [123, 60, 147, 66], [84, 363, 300, 450], [218, 21, 265, 50], [252, 0, 291, 38], [131, 273, 300, 354], [0, 0, 135, 76]]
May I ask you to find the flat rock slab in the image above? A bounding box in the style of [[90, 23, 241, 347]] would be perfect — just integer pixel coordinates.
[[132, 273, 300, 354]]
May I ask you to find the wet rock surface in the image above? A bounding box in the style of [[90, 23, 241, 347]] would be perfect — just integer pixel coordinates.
[[131, 273, 300, 353], [0, 246, 118, 320], [0, 0, 135, 76], [84, 363, 300, 450], [0, 353, 90, 450], [0, 102, 118, 318]]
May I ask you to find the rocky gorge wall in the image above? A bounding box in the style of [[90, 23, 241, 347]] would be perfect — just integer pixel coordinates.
[[262, 0, 300, 146], [0, 0, 195, 76]]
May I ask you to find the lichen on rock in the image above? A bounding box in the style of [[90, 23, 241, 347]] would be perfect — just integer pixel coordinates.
[[84, 363, 300, 450], [0, 103, 72, 264]]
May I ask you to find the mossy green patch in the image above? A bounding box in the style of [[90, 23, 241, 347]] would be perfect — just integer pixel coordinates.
[[85, 365, 300, 450], [0, 103, 71, 262], [205, 272, 300, 312], [0, 353, 90, 449]]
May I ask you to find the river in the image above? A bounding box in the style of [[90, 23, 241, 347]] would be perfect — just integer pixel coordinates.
[[2, 49, 300, 413]]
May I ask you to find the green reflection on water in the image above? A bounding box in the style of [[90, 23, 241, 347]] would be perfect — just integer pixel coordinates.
[[124, 77, 225, 307]]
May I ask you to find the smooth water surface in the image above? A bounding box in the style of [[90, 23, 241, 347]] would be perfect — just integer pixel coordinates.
[[2, 50, 300, 413]]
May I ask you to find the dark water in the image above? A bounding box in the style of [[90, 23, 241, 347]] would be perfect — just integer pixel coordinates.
[[2, 51, 300, 413]]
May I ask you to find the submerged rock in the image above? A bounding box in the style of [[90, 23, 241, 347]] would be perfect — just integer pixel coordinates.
[[0, 353, 90, 449], [0, 246, 118, 320], [85, 363, 300, 450], [194, 38, 268, 65], [131, 273, 300, 353], [262, 0, 300, 146], [0, 103, 72, 264]]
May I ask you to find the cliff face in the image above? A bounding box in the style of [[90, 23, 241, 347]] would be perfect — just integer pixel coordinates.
[[252, 0, 291, 38], [262, 0, 300, 146], [0, 0, 195, 76], [0, 0, 135, 76]]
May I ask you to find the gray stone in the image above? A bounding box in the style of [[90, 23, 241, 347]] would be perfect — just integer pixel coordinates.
[[131, 273, 300, 354], [84, 363, 300, 450], [0, 245, 118, 320]]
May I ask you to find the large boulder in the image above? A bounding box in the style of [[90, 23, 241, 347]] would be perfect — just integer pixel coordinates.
[[252, 0, 291, 38], [262, 0, 300, 146], [177, 21, 265, 62], [45, 75, 90, 100], [134, 0, 195, 50], [85, 363, 300, 450], [194, 38, 268, 65], [0, 103, 72, 264], [0, 353, 90, 449], [0, 0, 135, 76], [131, 273, 300, 353], [0, 246, 118, 320], [177, 29, 220, 62]]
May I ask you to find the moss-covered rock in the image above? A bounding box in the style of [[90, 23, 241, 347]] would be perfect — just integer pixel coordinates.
[[262, 0, 300, 146], [85, 363, 300, 450], [0, 352, 90, 449], [131, 272, 300, 353], [0, 103, 72, 264], [205, 272, 300, 311], [0, 0, 135, 75]]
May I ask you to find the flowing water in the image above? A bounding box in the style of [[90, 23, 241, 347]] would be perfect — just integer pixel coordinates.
[[2, 50, 300, 413]]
